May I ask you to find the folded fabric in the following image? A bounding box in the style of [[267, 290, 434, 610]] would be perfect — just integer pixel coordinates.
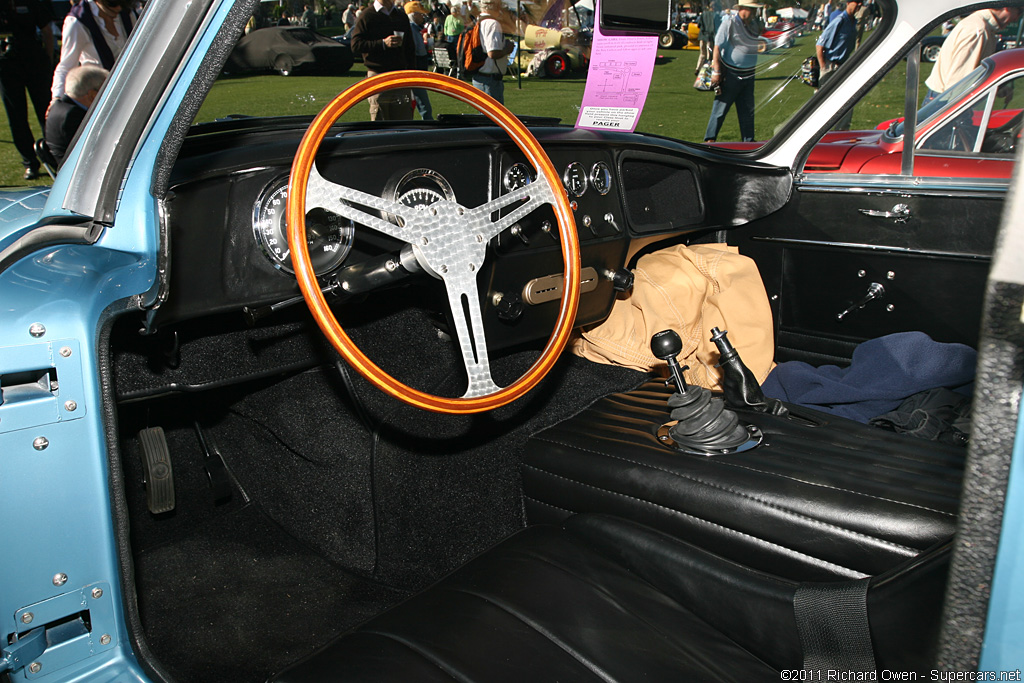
[[762, 331, 976, 423], [571, 243, 775, 390], [869, 388, 971, 446]]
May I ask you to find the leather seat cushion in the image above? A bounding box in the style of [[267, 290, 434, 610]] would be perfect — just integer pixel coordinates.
[[523, 381, 965, 581], [272, 514, 948, 682]]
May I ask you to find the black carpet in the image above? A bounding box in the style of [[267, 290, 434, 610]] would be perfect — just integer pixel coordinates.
[[135, 503, 407, 683]]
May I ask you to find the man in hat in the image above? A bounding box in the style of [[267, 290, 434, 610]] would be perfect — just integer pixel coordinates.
[[351, 0, 416, 120], [703, 3, 766, 142], [815, 0, 861, 129]]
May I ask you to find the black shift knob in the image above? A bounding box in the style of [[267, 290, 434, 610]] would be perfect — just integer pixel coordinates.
[[651, 329, 682, 361]]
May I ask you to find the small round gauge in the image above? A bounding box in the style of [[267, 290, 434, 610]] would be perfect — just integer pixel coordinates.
[[590, 161, 613, 196], [563, 161, 588, 197], [252, 178, 354, 275], [504, 163, 533, 192]]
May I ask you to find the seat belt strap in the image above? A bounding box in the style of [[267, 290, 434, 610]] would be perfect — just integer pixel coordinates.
[[794, 579, 877, 674]]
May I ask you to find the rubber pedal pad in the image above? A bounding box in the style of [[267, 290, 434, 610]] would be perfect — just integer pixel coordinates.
[[138, 427, 175, 514]]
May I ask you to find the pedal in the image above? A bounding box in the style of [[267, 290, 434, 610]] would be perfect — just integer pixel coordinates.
[[194, 423, 234, 505], [138, 427, 175, 514]]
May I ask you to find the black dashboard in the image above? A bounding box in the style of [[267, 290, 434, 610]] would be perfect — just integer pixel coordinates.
[[157, 122, 792, 351]]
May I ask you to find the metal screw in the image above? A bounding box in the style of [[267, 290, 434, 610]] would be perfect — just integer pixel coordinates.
[[439, 265, 448, 273], [886, 304, 895, 312], [29, 662, 41, 674], [29, 323, 46, 337], [469, 264, 475, 272], [886, 271, 896, 280], [91, 587, 103, 599], [21, 612, 34, 624], [33, 437, 49, 451], [856, 270, 866, 278], [100, 634, 111, 646], [421, 237, 429, 245], [53, 572, 68, 587], [64, 400, 78, 412], [59, 346, 72, 357], [384, 259, 398, 272]]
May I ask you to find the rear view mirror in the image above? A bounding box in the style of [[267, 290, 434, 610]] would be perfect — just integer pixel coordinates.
[[599, 0, 671, 34]]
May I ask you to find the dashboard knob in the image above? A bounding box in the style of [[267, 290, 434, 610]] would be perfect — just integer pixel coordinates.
[[610, 268, 634, 293], [494, 291, 524, 322]]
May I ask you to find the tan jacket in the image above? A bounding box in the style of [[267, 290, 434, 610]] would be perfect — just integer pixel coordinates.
[[571, 244, 775, 390]]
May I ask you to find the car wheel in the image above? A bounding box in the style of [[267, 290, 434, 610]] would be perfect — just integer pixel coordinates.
[[545, 51, 569, 78], [658, 31, 679, 49], [922, 43, 941, 63]]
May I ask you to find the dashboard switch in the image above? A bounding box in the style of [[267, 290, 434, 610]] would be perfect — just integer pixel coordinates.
[[494, 292, 524, 322], [610, 268, 634, 293]]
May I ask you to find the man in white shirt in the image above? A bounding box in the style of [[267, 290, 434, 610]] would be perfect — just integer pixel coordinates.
[[51, 0, 138, 100], [472, 0, 514, 104], [924, 7, 1020, 99]]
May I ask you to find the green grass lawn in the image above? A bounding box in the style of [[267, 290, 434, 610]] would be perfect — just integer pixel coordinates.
[[0, 30, 923, 188]]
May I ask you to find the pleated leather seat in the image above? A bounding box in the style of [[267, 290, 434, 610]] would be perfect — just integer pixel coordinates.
[[272, 514, 948, 682], [523, 381, 965, 581]]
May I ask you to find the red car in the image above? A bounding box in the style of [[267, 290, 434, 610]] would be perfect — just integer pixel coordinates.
[[716, 48, 1023, 178], [807, 48, 1023, 177]]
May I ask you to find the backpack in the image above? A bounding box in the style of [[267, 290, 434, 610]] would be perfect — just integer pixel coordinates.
[[456, 23, 487, 78]]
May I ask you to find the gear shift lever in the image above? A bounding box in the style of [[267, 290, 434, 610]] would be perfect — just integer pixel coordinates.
[[650, 330, 756, 455], [710, 327, 788, 416]]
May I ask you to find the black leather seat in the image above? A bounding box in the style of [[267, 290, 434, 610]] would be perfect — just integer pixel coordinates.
[[272, 514, 948, 682], [522, 381, 965, 581]]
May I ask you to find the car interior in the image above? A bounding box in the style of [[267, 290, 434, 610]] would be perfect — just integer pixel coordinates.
[[90, 1, 1020, 681]]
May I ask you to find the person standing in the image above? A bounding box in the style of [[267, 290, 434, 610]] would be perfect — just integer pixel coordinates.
[[351, 0, 415, 121], [0, 0, 54, 179], [405, 1, 433, 120], [45, 64, 106, 166], [471, 0, 513, 104], [815, 0, 861, 130], [442, 6, 462, 43], [51, 0, 137, 100], [924, 7, 1021, 98], [695, 5, 716, 76], [342, 3, 356, 30], [300, 4, 315, 28], [703, 3, 765, 142]]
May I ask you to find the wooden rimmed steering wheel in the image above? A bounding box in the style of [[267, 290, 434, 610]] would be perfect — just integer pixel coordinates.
[[287, 70, 581, 414]]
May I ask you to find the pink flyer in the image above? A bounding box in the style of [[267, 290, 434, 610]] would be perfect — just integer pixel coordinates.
[[574, 0, 660, 132]]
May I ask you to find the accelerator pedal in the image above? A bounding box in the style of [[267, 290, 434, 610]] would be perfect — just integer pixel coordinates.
[[138, 427, 175, 514]]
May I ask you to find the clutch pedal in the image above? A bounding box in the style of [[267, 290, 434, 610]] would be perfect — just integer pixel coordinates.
[[138, 427, 175, 514]]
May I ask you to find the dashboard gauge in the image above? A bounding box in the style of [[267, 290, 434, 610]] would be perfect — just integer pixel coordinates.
[[503, 163, 533, 192], [252, 177, 354, 275], [590, 161, 613, 196], [563, 161, 588, 197], [388, 168, 456, 226]]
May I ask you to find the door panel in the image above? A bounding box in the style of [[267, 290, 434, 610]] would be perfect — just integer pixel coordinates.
[[733, 180, 1000, 366]]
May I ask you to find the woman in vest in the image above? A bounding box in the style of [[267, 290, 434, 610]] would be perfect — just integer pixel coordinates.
[[51, 0, 137, 100]]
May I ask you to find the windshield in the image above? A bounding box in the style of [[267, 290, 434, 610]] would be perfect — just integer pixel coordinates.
[[193, 0, 888, 151]]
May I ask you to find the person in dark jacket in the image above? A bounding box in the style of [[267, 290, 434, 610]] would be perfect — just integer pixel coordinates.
[[0, 0, 54, 179], [351, 0, 415, 120], [45, 64, 107, 166]]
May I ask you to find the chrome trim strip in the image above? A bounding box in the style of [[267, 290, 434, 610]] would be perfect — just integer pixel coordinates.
[[749, 236, 992, 260], [796, 173, 1009, 197]]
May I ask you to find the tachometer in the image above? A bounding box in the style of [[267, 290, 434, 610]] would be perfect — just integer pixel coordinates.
[[252, 177, 354, 275], [563, 161, 588, 197]]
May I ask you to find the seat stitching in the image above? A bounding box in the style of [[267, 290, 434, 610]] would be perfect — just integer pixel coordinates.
[[523, 495, 575, 514], [521, 466, 867, 577], [436, 587, 616, 682], [353, 629, 470, 682], [531, 433, 955, 519]]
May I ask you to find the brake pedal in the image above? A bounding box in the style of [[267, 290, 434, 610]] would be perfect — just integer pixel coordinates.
[[138, 427, 175, 514]]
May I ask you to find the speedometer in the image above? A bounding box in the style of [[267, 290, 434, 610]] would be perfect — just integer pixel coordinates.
[[252, 177, 354, 275], [503, 163, 533, 192]]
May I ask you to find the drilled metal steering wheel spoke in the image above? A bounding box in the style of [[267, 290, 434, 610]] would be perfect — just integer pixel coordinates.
[[466, 175, 559, 242], [440, 266, 502, 398], [306, 163, 425, 244]]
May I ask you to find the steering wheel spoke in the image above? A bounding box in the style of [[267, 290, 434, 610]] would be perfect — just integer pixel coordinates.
[[288, 71, 581, 414], [307, 163, 418, 243], [467, 175, 558, 241]]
